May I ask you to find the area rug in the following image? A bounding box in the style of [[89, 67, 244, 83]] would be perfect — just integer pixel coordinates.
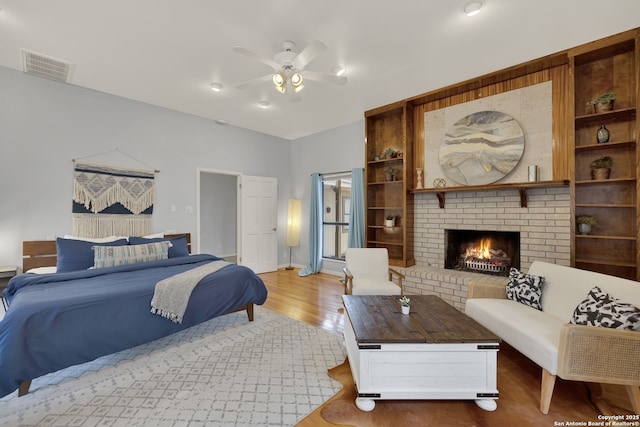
[[0, 306, 346, 426]]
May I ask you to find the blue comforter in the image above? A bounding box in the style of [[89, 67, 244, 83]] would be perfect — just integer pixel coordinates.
[[0, 255, 268, 398]]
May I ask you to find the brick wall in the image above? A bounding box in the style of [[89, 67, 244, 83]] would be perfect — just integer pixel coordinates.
[[399, 186, 571, 310]]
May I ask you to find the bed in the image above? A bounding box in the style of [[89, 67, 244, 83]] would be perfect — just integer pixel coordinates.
[[0, 233, 268, 398]]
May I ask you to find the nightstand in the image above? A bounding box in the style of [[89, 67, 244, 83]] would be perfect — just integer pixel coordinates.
[[0, 266, 18, 310]]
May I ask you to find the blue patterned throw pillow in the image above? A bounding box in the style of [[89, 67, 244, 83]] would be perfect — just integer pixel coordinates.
[[93, 241, 172, 268], [506, 267, 545, 311], [570, 286, 640, 331]]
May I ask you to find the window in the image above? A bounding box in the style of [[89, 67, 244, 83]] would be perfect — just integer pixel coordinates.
[[321, 171, 352, 260]]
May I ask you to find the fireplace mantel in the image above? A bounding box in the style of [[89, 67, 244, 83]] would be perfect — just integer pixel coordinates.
[[412, 180, 570, 208]]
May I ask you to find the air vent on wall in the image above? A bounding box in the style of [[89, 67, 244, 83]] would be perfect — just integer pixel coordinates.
[[21, 49, 75, 83]]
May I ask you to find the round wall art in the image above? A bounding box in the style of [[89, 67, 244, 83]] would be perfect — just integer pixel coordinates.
[[438, 111, 525, 186]]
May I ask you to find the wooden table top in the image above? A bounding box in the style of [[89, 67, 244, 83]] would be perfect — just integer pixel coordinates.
[[342, 295, 500, 344]]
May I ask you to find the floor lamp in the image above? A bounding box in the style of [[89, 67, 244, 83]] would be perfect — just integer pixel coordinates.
[[286, 199, 301, 270]]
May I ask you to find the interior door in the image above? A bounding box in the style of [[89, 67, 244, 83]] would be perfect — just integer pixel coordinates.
[[239, 175, 278, 273]]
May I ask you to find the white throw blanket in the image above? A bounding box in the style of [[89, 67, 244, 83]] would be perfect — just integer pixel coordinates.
[[150, 260, 231, 323]]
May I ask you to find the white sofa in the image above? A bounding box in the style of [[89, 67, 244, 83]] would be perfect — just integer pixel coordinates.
[[465, 261, 640, 414]]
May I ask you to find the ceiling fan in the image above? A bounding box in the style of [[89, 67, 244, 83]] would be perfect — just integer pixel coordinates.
[[233, 40, 347, 101]]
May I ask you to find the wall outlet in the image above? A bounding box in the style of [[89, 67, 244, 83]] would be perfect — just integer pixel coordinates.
[[185, 206, 193, 214]]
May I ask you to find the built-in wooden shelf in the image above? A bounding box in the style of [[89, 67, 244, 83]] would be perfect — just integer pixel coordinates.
[[575, 139, 636, 151], [575, 234, 636, 241], [575, 107, 636, 125], [412, 180, 570, 208], [576, 258, 637, 268], [575, 178, 636, 185]]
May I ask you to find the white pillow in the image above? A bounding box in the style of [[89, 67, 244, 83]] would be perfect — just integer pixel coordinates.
[[63, 235, 128, 243], [26, 266, 58, 274], [142, 232, 165, 238]]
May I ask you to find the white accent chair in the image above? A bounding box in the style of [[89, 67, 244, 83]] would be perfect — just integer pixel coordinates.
[[342, 248, 404, 295]]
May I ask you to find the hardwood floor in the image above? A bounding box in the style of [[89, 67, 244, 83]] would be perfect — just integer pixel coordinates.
[[259, 268, 636, 426], [260, 268, 345, 336]]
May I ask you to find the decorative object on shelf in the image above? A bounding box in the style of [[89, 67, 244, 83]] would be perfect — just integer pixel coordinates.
[[384, 166, 396, 181], [596, 125, 610, 143], [385, 215, 395, 227], [399, 296, 411, 314], [590, 156, 613, 180], [589, 92, 616, 114], [383, 148, 396, 159], [439, 111, 525, 186], [528, 165, 539, 182], [576, 215, 598, 235], [433, 178, 446, 188], [416, 168, 423, 189]]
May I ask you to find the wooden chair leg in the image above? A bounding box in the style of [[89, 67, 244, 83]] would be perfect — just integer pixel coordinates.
[[625, 385, 640, 415], [18, 380, 31, 396], [540, 369, 556, 414]]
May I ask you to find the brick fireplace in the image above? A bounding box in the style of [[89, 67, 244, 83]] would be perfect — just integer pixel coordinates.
[[400, 186, 571, 310]]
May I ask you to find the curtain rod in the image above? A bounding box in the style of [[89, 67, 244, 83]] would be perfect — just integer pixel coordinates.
[[318, 170, 352, 176]]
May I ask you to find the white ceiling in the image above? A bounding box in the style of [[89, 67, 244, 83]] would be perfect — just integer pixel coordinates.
[[1, 1, 640, 140]]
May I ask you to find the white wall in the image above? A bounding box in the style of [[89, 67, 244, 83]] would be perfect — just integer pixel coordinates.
[[0, 66, 292, 268], [290, 121, 365, 274]]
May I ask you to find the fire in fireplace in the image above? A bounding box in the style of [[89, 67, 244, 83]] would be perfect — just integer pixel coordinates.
[[445, 230, 520, 276]]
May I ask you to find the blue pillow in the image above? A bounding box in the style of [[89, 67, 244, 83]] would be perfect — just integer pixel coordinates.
[[128, 235, 190, 258], [56, 237, 129, 273]]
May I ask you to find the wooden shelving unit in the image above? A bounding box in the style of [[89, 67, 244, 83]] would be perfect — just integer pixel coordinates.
[[570, 32, 639, 280], [364, 103, 414, 267]]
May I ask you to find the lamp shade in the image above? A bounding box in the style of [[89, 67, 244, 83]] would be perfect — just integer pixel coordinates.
[[286, 198, 301, 247]]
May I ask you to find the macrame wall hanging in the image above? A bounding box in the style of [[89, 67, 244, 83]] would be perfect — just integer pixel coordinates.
[[72, 149, 158, 238]]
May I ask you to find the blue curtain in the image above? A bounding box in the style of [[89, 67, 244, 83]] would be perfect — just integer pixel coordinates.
[[298, 173, 323, 276], [347, 168, 365, 248]]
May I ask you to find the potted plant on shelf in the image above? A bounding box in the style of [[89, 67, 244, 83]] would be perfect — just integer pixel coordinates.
[[399, 296, 411, 314], [590, 156, 613, 180], [384, 148, 396, 159], [384, 166, 395, 181], [589, 92, 616, 114], [576, 215, 598, 235], [385, 215, 395, 227]]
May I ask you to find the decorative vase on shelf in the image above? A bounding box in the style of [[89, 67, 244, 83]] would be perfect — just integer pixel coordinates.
[[401, 305, 410, 314], [385, 219, 394, 227], [578, 223, 592, 235], [597, 125, 610, 143]]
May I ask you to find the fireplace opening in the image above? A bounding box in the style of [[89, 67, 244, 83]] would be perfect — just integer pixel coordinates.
[[445, 230, 520, 276]]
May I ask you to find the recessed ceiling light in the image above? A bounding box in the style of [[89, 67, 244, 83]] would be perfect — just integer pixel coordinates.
[[332, 66, 346, 76], [258, 101, 270, 108], [209, 82, 223, 92], [215, 119, 227, 125], [463, 1, 483, 16]]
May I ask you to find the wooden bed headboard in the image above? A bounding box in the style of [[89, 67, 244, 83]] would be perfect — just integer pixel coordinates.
[[22, 233, 192, 272]]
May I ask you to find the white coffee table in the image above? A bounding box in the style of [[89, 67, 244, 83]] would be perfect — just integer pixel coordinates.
[[342, 295, 500, 412]]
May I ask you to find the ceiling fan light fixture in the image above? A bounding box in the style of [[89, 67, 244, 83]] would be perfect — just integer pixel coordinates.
[[291, 72, 304, 92], [273, 72, 286, 93], [463, 1, 483, 16], [332, 66, 346, 76]]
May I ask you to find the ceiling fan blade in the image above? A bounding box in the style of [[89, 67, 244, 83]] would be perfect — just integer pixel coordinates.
[[235, 73, 273, 90], [292, 40, 327, 69], [303, 71, 348, 85], [233, 46, 281, 70]]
